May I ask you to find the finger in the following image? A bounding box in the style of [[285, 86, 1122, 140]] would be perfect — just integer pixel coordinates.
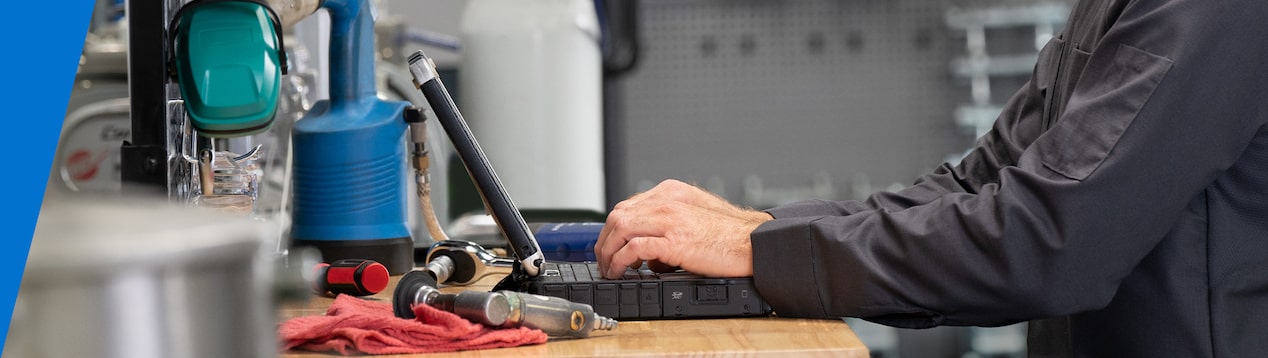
[[596, 205, 651, 269], [604, 236, 676, 279], [617, 179, 689, 210], [598, 190, 657, 268], [646, 260, 678, 273], [595, 202, 683, 272], [639, 179, 694, 206], [595, 208, 619, 268], [616, 179, 681, 210], [593, 196, 634, 247], [627, 259, 647, 271], [652, 179, 738, 213], [595, 206, 637, 272], [614, 187, 653, 209]]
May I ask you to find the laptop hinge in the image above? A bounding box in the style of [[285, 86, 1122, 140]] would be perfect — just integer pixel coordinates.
[[492, 261, 529, 292]]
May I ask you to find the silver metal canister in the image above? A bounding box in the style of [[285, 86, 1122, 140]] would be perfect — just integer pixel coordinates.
[[4, 194, 276, 358]]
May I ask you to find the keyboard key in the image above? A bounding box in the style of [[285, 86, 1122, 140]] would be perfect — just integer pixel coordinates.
[[596, 284, 618, 305]]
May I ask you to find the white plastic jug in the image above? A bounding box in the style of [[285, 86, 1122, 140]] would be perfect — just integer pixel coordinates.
[[458, 0, 605, 214]]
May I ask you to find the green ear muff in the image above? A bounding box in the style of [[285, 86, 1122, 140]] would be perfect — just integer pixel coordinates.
[[169, 0, 287, 138]]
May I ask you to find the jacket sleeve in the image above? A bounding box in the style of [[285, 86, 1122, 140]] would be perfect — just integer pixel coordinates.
[[751, 0, 1268, 328]]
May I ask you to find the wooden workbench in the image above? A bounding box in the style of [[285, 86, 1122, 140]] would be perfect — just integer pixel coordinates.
[[278, 273, 869, 357]]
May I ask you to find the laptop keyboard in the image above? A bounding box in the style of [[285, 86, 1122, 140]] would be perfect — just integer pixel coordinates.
[[545, 262, 661, 282]]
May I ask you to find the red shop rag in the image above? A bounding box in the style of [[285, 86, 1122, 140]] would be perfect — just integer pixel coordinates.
[[279, 294, 548, 355]]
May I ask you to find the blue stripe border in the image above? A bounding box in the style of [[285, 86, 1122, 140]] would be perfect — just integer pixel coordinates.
[[0, 0, 96, 349]]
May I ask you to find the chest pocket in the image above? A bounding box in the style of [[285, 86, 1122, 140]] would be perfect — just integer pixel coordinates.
[[1041, 36, 1094, 131], [1034, 43, 1174, 180]]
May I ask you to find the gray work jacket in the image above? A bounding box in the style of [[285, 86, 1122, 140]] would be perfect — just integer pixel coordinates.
[[750, 0, 1268, 356]]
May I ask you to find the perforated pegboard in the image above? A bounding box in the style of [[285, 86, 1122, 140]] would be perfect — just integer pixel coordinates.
[[609, 0, 1068, 208]]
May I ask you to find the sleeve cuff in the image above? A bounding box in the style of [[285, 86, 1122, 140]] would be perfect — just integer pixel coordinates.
[[750, 216, 829, 318], [765, 199, 846, 218], [751, 215, 946, 327]]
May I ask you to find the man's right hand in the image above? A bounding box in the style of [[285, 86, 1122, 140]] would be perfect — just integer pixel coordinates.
[[594, 179, 773, 279]]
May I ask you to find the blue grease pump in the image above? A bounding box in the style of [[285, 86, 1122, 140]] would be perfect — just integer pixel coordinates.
[[290, 0, 414, 274]]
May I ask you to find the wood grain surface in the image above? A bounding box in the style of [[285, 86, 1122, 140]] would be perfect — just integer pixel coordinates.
[[278, 273, 869, 357]]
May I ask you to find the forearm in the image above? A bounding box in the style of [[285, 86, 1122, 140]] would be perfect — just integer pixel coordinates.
[[766, 160, 1010, 219]]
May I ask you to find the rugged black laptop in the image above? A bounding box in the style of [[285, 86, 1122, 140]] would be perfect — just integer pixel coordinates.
[[407, 50, 772, 320]]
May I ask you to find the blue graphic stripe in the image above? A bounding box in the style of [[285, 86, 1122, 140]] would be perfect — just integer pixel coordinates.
[[0, 0, 96, 349]]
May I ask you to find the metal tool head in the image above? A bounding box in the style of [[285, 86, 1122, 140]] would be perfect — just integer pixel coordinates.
[[424, 240, 514, 286], [392, 270, 440, 319]]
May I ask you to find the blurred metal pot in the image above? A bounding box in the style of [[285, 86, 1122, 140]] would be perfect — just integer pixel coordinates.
[[4, 193, 276, 358]]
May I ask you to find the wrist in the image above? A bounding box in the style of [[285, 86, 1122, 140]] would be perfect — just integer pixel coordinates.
[[747, 210, 775, 224]]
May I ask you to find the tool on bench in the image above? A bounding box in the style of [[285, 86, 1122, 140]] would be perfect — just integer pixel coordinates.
[[393, 240, 616, 338], [312, 259, 390, 297]]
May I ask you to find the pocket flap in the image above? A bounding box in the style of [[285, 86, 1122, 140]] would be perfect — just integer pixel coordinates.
[[1035, 44, 1174, 180]]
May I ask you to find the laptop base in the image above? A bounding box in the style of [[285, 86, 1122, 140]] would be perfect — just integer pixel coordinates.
[[495, 261, 772, 320]]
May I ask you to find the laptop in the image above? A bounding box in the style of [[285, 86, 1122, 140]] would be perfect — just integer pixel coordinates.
[[407, 50, 772, 320]]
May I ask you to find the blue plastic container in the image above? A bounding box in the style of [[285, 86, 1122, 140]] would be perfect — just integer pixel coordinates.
[[290, 0, 413, 274]]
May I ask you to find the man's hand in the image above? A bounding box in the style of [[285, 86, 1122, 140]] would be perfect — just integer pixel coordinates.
[[595, 179, 773, 279]]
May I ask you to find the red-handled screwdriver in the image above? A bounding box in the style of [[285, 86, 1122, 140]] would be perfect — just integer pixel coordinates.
[[312, 259, 390, 297]]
